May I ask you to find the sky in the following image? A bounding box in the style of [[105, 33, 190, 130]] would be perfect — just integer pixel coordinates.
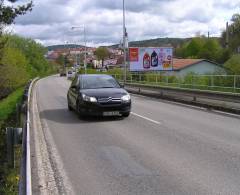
[[9, 0, 240, 47]]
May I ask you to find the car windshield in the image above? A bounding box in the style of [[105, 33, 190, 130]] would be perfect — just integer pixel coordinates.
[[81, 75, 120, 89]]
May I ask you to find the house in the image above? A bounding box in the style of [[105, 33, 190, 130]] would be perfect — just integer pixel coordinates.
[[165, 59, 226, 76]]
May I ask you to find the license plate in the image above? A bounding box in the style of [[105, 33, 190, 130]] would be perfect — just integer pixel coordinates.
[[103, 111, 119, 116]]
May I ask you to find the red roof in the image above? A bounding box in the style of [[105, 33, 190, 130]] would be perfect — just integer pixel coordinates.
[[173, 58, 204, 70]]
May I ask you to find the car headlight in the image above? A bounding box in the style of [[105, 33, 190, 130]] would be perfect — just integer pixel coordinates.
[[82, 94, 97, 103], [121, 94, 131, 102]]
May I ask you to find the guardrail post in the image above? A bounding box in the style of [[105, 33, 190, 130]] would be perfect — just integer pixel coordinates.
[[211, 75, 214, 88], [234, 75, 236, 92], [192, 75, 194, 89], [6, 127, 14, 168], [6, 127, 23, 168]]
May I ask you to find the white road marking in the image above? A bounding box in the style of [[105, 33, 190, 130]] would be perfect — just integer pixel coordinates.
[[212, 110, 240, 118], [131, 112, 161, 125]]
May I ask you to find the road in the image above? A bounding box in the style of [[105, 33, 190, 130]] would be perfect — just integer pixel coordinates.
[[31, 75, 240, 195]]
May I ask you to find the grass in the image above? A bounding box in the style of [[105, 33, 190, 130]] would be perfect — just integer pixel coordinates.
[[0, 88, 24, 125], [0, 88, 24, 195]]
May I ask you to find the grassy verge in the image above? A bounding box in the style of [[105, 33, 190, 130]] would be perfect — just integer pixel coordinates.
[[0, 88, 24, 195], [0, 88, 24, 125]]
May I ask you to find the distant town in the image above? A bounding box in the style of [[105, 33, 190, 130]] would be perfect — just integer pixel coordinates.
[[46, 45, 124, 69]]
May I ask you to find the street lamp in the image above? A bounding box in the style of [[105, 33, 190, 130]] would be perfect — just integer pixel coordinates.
[[123, 0, 127, 84], [71, 25, 87, 74]]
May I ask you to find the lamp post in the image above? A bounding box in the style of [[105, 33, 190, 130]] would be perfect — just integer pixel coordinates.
[[123, 0, 127, 84], [71, 25, 87, 74]]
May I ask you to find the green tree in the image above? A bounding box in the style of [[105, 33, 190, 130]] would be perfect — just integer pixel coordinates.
[[184, 38, 204, 58], [6, 35, 51, 76], [0, 0, 33, 59], [221, 13, 240, 53], [95, 47, 109, 67], [224, 54, 240, 75], [0, 0, 32, 27], [56, 54, 65, 66], [198, 39, 222, 61]]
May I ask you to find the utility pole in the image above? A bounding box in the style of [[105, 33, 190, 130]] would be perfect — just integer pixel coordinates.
[[226, 22, 229, 49], [123, 0, 127, 84], [71, 26, 87, 74], [84, 25, 87, 74]]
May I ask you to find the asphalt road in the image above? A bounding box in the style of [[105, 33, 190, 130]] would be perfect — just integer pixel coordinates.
[[33, 75, 240, 195]]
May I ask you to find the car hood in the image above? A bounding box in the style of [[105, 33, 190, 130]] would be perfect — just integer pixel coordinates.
[[80, 88, 128, 98]]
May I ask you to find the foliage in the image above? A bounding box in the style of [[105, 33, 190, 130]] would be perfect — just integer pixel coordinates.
[[0, 47, 28, 98], [0, 35, 56, 99], [176, 37, 228, 64], [198, 39, 222, 61], [127, 37, 190, 49], [0, 87, 23, 124], [224, 54, 240, 75], [184, 37, 204, 58], [221, 14, 240, 53], [95, 47, 110, 66], [5, 35, 51, 76], [56, 54, 65, 67], [0, 0, 33, 26], [0, 0, 33, 60]]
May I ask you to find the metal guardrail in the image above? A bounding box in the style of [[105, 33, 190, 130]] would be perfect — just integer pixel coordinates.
[[112, 74, 240, 94], [124, 82, 240, 114], [19, 78, 38, 195]]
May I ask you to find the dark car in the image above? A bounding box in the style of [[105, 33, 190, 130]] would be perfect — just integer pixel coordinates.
[[67, 74, 131, 117]]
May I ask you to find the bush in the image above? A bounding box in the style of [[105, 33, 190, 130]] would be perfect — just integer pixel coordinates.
[[224, 54, 240, 75], [0, 88, 24, 124]]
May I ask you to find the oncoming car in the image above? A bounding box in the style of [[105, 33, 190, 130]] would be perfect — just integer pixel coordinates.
[[67, 74, 131, 117], [67, 70, 75, 79]]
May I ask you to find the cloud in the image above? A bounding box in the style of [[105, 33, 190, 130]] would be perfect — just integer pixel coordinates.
[[12, 0, 240, 46]]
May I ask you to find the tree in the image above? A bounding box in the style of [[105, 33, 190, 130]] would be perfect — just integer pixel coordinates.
[[6, 35, 51, 76], [184, 38, 205, 58], [0, 0, 33, 27], [95, 47, 110, 67], [224, 54, 240, 75], [0, 0, 33, 60], [198, 39, 222, 61], [221, 13, 240, 53]]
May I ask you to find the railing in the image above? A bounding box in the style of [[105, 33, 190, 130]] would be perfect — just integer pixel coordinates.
[[19, 78, 38, 195], [112, 74, 240, 94]]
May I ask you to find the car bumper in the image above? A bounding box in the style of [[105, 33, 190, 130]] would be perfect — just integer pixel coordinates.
[[78, 101, 131, 116]]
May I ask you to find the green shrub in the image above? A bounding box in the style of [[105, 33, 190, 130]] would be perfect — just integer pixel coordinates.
[[0, 88, 24, 124]]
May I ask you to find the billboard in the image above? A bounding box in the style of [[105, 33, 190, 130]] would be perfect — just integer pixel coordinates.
[[129, 47, 173, 71]]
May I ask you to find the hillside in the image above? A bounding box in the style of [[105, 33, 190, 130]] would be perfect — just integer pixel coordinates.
[[47, 44, 85, 51], [110, 37, 191, 49]]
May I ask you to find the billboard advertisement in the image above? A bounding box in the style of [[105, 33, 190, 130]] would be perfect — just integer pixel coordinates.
[[129, 47, 173, 71]]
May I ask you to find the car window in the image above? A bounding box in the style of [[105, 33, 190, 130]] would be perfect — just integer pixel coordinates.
[[82, 75, 120, 89]]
